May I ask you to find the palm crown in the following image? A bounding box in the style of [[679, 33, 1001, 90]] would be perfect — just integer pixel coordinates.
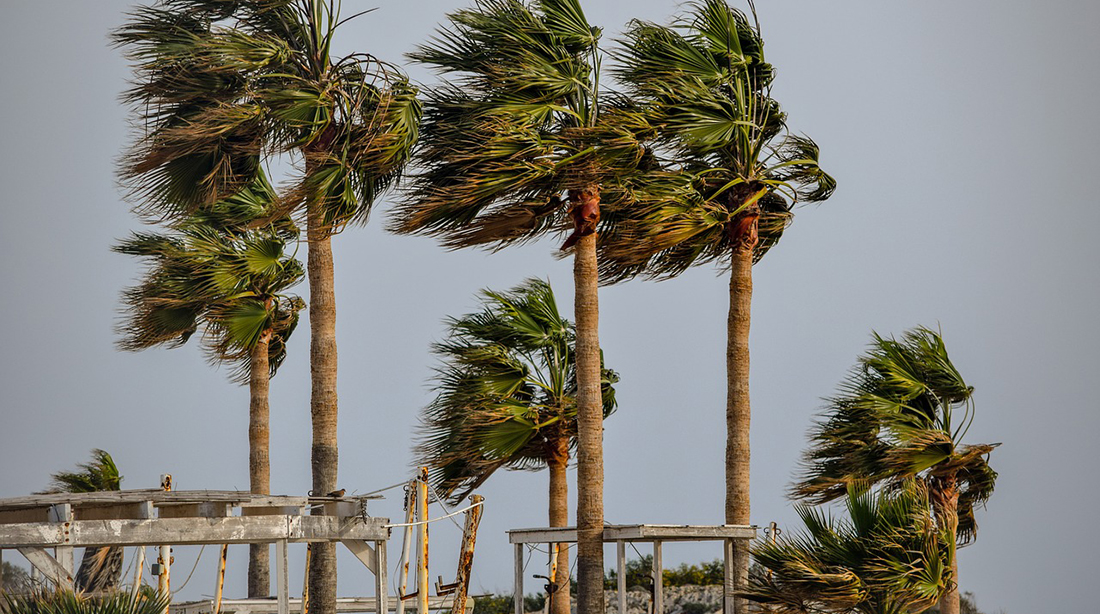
[[390, 0, 648, 248], [114, 0, 420, 230], [599, 0, 836, 280], [792, 327, 998, 545], [114, 176, 304, 382], [417, 279, 618, 503]]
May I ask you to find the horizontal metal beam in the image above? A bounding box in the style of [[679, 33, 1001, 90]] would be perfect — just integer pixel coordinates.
[[0, 515, 389, 548], [169, 596, 472, 614], [508, 524, 757, 544]]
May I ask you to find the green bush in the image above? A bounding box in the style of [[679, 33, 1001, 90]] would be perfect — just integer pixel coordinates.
[[604, 556, 725, 589], [0, 589, 170, 614], [471, 593, 547, 614]]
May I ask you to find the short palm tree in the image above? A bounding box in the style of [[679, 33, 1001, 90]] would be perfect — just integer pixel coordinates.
[[747, 482, 951, 614], [791, 327, 998, 614], [0, 587, 171, 614], [416, 279, 618, 614], [37, 450, 124, 593], [389, 1, 648, 609], [596, 2, 835, 605], [114, 186, 304, 598], [114, 4, 420, 609]]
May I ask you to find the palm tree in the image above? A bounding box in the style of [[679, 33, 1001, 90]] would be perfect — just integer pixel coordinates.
[[114, 4, 420, 609], [114, 187, 304, 598], [416, 279, 618, 614], [746, 482, 951, 614], [389, 3, 651, 608], [791, 327, 998, 614], [595, 2, 835, 605], [37, 450, 125, 593]]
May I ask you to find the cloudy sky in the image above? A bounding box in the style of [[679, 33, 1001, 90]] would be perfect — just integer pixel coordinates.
[[2, 1, 1098, 612]]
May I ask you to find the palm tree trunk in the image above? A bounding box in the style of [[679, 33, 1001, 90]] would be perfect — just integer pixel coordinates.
[[572, 194, 605, 614], [548, 439, 571, 614], [935, 477, 961, 614], [307, 205, 339, 614], [248, 335, 272, 598], [726, 246, 753, 614]]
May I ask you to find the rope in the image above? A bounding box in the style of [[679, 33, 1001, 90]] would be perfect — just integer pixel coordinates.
[[170, 545, 206, 594], [383, 500, 484, 528], [360, 480, 411, 498]]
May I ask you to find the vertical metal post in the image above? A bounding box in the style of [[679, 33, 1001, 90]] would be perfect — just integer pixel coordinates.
[[616, 541, 626, 614], [131, 547, 146, 603], [723, 539, 735, 614], [276, 540, 289, 614], [652, 541, 663, 614], [544, 542, 558, 614], [300, 545, 311, 614], [374, 541, 388, 614], [513, 544, 524, 614], [159, 474, 172, 608], [451, 495, 483, 614], [416, 469, 429, 614], [395, 484, 415, 614], [213, 544, 229, 614]]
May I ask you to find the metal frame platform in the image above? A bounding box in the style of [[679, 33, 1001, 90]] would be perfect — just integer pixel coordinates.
[[508, 524, 757, 614]]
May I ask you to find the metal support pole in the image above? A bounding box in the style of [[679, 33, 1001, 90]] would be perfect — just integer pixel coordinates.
[[131, 547, 146, 603], [617, 541, 626, 614], [159, 474, 172, 609], [653, 541, 663, 614], [416, 469, 429, 614], [513, 543, 524, 614], [544, 542, 559, 614], [451, 495, 483, 614], [723, 539, 735, 614], [374, 540, 388, 614], [276, 540, 289, 614], [213, 545, 229, 614], [395, 485, 415, 614], [300, 545, 311, 614]]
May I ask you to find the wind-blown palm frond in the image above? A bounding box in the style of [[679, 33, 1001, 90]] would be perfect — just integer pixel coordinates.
[[598, 0, 835, 281], [416, 279, 618, 503], [114, 0, 420, 231], [390, 0, 652, 249], [36, 451, 125, 594], [747, 482, 951, 614], [114, 184, 304, 383], [792, 327, 998, 549]]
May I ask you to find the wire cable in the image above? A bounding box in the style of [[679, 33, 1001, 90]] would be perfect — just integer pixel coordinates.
[[170, 545, 206, 594]]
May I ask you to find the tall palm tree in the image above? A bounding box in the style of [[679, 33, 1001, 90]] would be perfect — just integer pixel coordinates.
[[114, 187, 304, 598], [791, 327, 998, 614], [416, 279, 618, 614], [389, 2, 649, 609], [746, 482, 951, 614], [38, 450, 125, 593], [596, 2, 835, 605], [114, 4, 420, 610]]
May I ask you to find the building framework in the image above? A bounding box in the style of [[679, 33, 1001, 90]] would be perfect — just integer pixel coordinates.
[[508, 524, 756, 614]]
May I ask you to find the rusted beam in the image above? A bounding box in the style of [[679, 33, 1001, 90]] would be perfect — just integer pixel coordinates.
[[450, 495, 483, 614], [415, 469, 429, 614], [213, 544, 229, 614]]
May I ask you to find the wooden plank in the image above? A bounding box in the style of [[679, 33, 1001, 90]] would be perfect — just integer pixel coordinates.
[[76, 502, 155, 521], [653, 540, 663, 614], [241, 506, 306, 517], [0, 509, 48, 524], [0, 515, 389, 548], [19, 547, 74, 587], [276, 541, 289, 614], [723, 539, 735, 614], [48, 505, 73, 590], [340, 540, 377, 574], [168, 596, 470, 614], [508, 524, 757, 544], [513, 544, 523, 614], [617, 541, 626, 614], [158, 503, 232, 519], [374, 540, 387, 614]]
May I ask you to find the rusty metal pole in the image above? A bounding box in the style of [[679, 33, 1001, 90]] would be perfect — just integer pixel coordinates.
[[451, 495, 484, 614], [158, 474, 172, 611], [395, 482, 416, 614], [131, 547, 146, 603], [301, 545, 311, 614], [213, 544, 229, 614], [416, 469, 429, 614], [544, 542, 559, 614]]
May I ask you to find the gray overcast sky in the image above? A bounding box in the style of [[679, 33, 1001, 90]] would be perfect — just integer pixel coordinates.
[[1, 1, 1098, 612]]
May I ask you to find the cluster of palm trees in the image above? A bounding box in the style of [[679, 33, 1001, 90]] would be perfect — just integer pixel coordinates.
[[109, 1, 1011, 613]]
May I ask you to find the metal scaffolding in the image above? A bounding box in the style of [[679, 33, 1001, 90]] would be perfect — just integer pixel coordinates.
[[508, 524, 757, 614]]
